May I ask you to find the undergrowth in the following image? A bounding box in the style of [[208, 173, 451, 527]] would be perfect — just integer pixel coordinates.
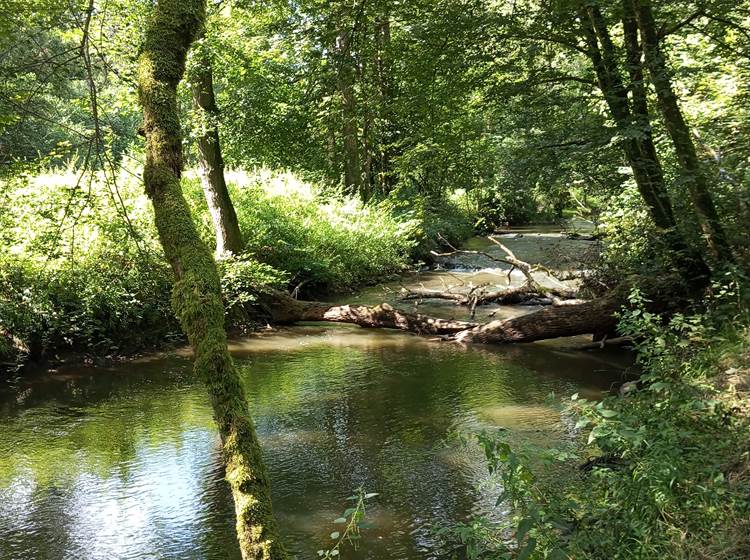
[[443, 272, 750, 560], [0, 165, 472, 368]]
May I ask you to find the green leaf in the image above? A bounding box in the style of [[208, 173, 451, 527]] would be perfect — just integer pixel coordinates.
[[333, 517, 347, 524], [518, 537, 537, 560], [517, 517, 533, 545], [364, 492, 379, 499], [599, 409, 618, 418], [330, 531, 340, 540]]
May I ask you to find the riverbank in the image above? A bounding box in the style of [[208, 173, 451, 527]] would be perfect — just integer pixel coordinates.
[[449, 292, 750, 559], [0, 168, 474, 372]]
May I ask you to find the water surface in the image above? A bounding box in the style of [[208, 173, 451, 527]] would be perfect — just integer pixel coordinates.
[[0, 232, 631, 559]]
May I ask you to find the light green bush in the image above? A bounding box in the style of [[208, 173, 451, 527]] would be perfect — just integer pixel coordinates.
[[1, 165, 473, 366]]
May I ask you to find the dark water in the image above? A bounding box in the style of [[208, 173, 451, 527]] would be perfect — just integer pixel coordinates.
[[0, 326, 630, 560], [0, 232, 632, 559]]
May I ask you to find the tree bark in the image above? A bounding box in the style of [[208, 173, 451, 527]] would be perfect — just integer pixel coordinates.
[[190, 48, 244, 257], [261, 276, 684, 346], [265, 292, 477, 335], [578, 2, 710, 289], [375, 8, 396, 195], [634, 0, 734, 263], [336, 28, 362, 196], [137, 2, 286, 558]]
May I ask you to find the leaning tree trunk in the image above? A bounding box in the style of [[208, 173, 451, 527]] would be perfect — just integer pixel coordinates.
[[634, 0, 734, 264], [578, 2, 710, 289], [137, 2, 286, 559], [190, 46, 244, 257]]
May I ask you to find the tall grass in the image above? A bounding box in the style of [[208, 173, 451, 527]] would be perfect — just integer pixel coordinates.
[[0, 165, 473, 365]]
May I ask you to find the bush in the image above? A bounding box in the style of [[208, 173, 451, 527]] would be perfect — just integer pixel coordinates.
[[1, 165, 474, 367], [183, 169, 472, 292]]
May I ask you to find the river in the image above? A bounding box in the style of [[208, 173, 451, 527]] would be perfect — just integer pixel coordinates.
[[0, 231, 632, 559]]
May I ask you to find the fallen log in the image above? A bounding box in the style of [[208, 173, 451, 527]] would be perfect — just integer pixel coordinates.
[[454, 293, 620, 344], [263, 293, 477, 335], [259, 275, 684, 346], [401, 284, 547, 306]]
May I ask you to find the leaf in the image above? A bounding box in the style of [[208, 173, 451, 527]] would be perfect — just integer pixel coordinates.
[[330, 531, 340, 540], [599, 409, 618, 418], [333, 517, 347, 524], [343, 507, 357, 517], [330, 551, 339, 557], [364, 492, 379, 499], [517, 537, 537, 560], [517, 517, 533, 545]]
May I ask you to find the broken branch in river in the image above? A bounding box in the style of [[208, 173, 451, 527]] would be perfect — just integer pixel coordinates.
[[256, 239, 685, 347], [400, 235, 580, 317]]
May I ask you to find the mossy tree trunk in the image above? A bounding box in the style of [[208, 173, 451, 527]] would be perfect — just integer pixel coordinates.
[[634, 0, 734, 264], [190, 44, 244, 257], [137, 1, 286, 558]]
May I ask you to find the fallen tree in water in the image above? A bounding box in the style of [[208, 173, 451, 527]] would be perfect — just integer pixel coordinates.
[[260, 275, 685, 346], [400, 236, 582, 316], [250, 236, 690, 346]]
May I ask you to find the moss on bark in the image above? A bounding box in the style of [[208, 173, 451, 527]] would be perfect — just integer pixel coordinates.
[[137, 1, 286, 558]]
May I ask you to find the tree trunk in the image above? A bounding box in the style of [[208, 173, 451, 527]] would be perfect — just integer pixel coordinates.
[[137, 2, 286, 558], [265, 292, 477, 334], [454, 294, 620, 344], [337, 29, 362, 196], [634, 0, 734, 263], [578, 2, 710, 289], [190, 49, 244, 257], [375, 9, 395, 195], [260, 276, 683, 345]]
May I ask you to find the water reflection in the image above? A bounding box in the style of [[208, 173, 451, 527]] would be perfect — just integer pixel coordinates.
[[0, 325, 629, 559]]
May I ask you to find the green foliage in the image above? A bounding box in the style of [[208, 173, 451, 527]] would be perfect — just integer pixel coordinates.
[[0, 167, 179, 363], [0, 165, 471, 367], [0, 252, 175, 361], [447, 278, 750, 559], [385, 186, 475, 258], [317, 488, 378, 559], [183, 170, 470, 292]]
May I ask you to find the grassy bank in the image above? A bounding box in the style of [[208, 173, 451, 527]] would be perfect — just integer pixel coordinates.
[[0, 167, 472, 369], [447, 284, 750, 559]]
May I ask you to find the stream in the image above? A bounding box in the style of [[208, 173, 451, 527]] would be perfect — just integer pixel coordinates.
[[0, 231, 632, 560]]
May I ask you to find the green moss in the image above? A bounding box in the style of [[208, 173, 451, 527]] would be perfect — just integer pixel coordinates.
[[137, 1, 287, 558]]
